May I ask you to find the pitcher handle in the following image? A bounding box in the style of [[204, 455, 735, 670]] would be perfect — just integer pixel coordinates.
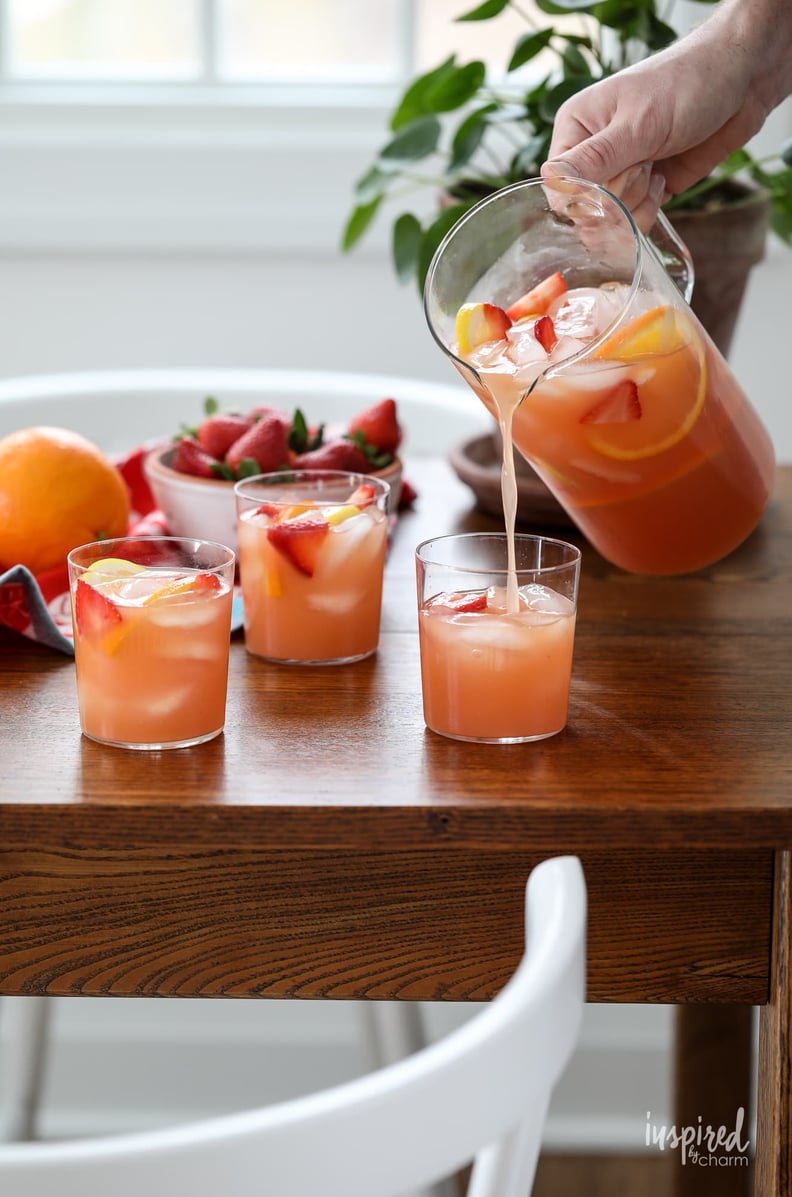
[[648, 209, 695, 304]]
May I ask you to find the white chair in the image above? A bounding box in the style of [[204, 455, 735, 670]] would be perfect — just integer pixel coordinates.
[[0, 856, 586, 1197]]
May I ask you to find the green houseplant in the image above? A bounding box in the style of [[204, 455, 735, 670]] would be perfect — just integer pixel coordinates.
[[342, 0, 792, 344]]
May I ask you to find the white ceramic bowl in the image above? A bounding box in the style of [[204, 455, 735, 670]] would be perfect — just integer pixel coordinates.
[[144, 445, 403, 553]]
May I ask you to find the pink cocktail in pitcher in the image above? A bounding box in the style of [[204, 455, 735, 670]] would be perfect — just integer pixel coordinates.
[[424, 177, 775, 576], [416, 533, 581, 743], [235, 470, 390, 664]]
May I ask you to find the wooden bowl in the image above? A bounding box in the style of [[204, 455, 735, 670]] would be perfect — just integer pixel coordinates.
[[448, 433, 573, 529]]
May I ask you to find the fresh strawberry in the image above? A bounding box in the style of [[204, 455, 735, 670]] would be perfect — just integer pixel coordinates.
[[397, 477, 417, 510], [74, 579, 123, 643], [267, 517, 329, 577], [293, 441, 371, 472], [444, 591, 488, 613], [197, 413, 251, 459], [347, 398, 402, 456], [580, 379, 642, 425], [348, 483, 377, 508], [172, 437, 222, 479], [506, 271, 567, 321], [247, 404, 292, 429], [225, 415, 291, 476], [534, 314, 557, 353]]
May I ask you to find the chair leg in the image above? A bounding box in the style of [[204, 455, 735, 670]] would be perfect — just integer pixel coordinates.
[[357, 1002, 461, 1197], [1, 996, 52, 1141], [358, 1001, 428, 1069]]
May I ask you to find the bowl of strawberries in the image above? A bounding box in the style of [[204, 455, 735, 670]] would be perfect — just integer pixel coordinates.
[[144, 395, 403, 551]]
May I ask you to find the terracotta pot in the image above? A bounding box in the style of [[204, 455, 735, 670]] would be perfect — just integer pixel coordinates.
[[667, 182, 772, 358]]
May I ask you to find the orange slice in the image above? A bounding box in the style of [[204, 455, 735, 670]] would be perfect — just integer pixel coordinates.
[[586, 306, 707, 461]]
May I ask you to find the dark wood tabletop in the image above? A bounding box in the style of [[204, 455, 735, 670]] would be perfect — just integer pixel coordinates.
[[1, 456, 791, 1193]]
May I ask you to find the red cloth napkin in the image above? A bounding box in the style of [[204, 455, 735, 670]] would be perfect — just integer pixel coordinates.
[[0, 447, 167, 656]]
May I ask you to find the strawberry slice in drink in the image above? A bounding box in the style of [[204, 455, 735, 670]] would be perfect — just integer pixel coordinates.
[[74, 578, 126, 652], [580, 379, 642, 425], [534, 314, 557, 353], [442, 590, 488, 613], [266, 516, 330, 576]]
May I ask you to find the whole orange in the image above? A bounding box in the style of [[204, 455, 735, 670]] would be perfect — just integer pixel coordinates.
[[0, 426, 130, 575]]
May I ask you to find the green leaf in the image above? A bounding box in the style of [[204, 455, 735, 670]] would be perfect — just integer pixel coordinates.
[[288, 407, 309, 453], [562, 41, 591, 75], [539, 75, 594, 123], [507, 29, 554, 73], [424, 61, 487, 113], [416, 202, 476, 293], [210, 461, 237, 481], [341, 197, 383, 252], [354, 165, 390, 204], [536, 0, 600, 13], [392, 213, 423, 284], [235, 458, 262, 480], [644, 12, 677, 51], [390, 56, 456, 129], [379, 115, 442, 166], [455, 0, 510, 20], [510, 133, 552, 179], [449, 103, 498, 171], [203, 395, 219, 415]]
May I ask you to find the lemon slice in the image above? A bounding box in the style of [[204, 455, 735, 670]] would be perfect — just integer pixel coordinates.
[[83, 557, 145, 581], [586, 306, 707, 461]]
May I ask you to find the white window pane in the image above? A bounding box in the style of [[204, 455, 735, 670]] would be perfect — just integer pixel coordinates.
[[415, 0, 586, 77], [7, 0, 202, 80], [217, 0, 403, 83]]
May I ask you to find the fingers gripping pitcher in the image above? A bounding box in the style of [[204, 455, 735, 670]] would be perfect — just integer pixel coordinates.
[[424, 177, 775, 576]]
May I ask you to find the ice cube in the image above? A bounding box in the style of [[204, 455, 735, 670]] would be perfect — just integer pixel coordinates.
[[518, 583, 575, 620]]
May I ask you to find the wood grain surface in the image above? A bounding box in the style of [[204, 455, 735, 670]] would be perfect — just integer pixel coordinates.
[[0, 460, 790, 1005]]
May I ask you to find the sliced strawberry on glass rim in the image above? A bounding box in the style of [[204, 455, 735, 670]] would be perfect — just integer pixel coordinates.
[[266, 517, 329, 577]]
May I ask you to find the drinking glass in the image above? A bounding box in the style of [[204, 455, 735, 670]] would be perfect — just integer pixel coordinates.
[[424, 176, 775, 576], [416, 532, 581, 744], [68, 536, 235, 750], [234, 470, 390, 664]]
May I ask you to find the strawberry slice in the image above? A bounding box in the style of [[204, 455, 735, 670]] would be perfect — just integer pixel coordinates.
[[348, 483, 376, 509], [253, 501, 283, 520], [266, 517, 329, 577], [74, 578, 124, 650], [444, 591, 488, 613], [506, 271, 567, 321], [534, 314, 557, 353], [455, 303, 512, 354], [580, 379, 642, 425]]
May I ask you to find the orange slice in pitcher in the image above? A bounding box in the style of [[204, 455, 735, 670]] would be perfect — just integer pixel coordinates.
[[584, 306, 707, 460]]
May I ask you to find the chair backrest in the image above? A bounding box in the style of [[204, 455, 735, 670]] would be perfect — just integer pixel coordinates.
[[0, 856, 586, 1197]]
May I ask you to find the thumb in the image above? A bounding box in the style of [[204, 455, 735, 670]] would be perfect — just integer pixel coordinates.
[[542, 133, 628, 188]]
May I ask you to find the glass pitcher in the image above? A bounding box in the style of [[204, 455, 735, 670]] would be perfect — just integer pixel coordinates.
[[424, 176, 775, 576]]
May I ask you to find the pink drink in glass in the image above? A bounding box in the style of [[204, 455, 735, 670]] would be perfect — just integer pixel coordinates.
[[235, 470, 390, 664], [68, 537, 235, 750]]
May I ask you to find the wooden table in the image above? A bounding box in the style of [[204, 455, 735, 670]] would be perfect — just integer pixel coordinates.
[[1, 458, 791, 1195]]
